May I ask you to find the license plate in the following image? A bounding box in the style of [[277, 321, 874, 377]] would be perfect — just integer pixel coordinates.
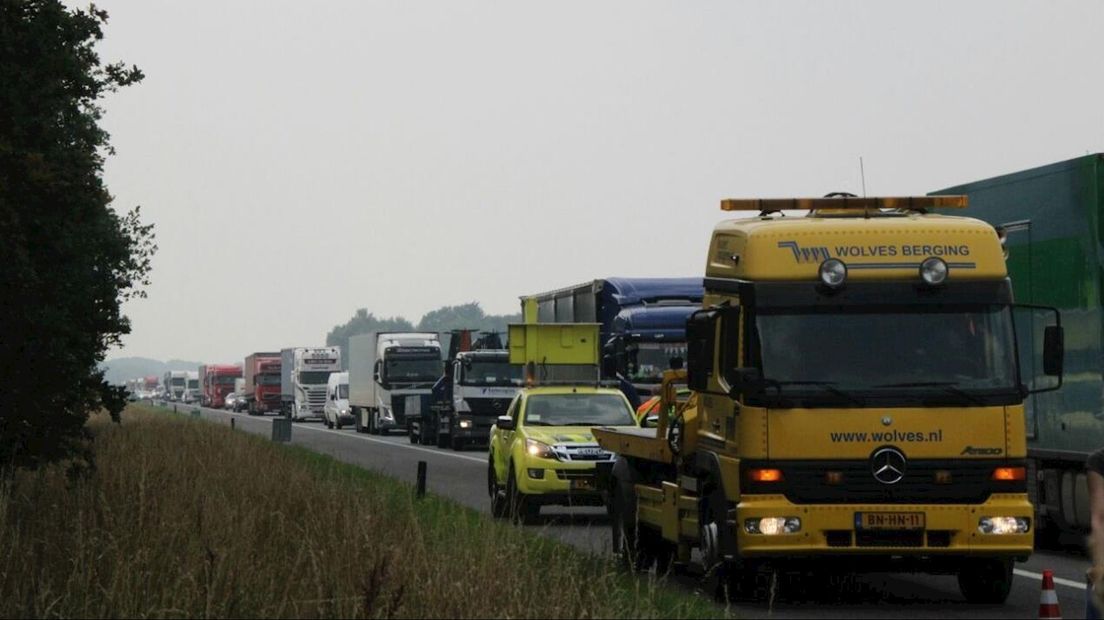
[[855, 512, 925, 530], [571, 478, 595, 491]]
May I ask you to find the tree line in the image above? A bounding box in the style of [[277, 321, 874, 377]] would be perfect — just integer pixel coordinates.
[[325, 302, 520, 362]]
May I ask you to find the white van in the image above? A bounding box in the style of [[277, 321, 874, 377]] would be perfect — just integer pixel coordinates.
[[323, 371, 352, 429]]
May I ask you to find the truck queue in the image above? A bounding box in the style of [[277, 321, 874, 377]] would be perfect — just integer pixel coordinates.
[[122, 153, 1104, 606]]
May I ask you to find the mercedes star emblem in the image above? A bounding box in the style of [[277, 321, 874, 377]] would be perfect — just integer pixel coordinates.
[[871, 447, 907, 485]]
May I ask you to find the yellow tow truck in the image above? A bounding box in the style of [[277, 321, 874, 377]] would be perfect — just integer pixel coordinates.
[[593, 195, 1065, 603], [487, 323, 639, 524]]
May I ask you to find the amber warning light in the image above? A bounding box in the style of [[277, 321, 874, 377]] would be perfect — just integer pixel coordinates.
[[720, 196, 969, 212]]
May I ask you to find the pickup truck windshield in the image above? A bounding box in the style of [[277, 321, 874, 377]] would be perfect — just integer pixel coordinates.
[[384, 358, 442, 383], [459, 361, 523, 386], [524, 394, 635, 427], [754, 304, 1018, 403], [299, 371, 331, 385]]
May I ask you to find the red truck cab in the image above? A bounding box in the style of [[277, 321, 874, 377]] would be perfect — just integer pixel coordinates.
[[203, 364, 243, 409]]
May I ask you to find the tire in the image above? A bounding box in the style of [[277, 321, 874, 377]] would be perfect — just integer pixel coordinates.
[[701, 484, 754, 601], [610, 479, 673, 572], [489, 457, 508, 519], [408, 423, 419, 444], [354, 408, 364, 433], [957, 558, 1014, 604], [436, 428, 449, 449], [450, 435, 464, 451], [507, 467, 540, 525], [368, 411, 379, 435], [335, 418, 343, 430], [420, 424, 434, 446]]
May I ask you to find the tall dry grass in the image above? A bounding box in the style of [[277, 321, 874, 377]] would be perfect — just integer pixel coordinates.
[[0, 406, 718, 618]]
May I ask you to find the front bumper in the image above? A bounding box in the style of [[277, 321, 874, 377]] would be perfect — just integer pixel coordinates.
[[734, 493, 1033, 559], [516, 458, 609, 504]]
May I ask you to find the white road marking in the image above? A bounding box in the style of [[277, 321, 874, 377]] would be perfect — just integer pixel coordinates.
[[204, 407, 487, 465], [1014, 568, 1087, 591]]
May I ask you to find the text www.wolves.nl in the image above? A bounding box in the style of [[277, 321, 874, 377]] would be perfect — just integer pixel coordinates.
[[829, 429, 944, 443]]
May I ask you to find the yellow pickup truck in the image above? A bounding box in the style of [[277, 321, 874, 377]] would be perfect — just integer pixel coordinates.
[[488, 385, 638, 523]]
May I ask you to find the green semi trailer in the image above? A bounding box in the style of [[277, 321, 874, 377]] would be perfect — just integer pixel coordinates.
[[933, 153, 1104, 536]]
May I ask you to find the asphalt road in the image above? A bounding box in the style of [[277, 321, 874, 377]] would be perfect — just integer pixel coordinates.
[[162, 402, 1093, 619]]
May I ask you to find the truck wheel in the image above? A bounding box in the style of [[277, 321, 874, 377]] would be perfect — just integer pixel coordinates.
[[335, 417, 343, 430], [354, 409, 364, 433], [489, 457, 508, 519], [408, 424, 418, 444], [507, 467, 540, 525], [957, 558, 1014, 604], [450, 436, 464, 451], [420, 425, 434, 446], [368, 411, 379, 435], [701, 485, 752, 601], [610, 479, 672, 572], [436, 429, 449, 449]]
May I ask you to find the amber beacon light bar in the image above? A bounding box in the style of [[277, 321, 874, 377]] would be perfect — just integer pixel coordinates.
[[720, 196, 969, 212]]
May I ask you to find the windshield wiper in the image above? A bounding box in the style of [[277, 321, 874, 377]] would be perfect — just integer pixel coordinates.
[[769, 381, 865, 406], [872, 381, 987, 406]]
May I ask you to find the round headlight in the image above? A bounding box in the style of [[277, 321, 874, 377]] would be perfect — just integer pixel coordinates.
[[818, 258, 847, 288], [920, 257, 948, 286]]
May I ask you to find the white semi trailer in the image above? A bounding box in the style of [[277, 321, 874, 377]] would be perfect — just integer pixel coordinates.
[[280, 347, 341, 421], [348, 332, 442, 435]]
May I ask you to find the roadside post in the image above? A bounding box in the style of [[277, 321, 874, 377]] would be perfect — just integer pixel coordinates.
[[272, 415, 292, 443], [416, 461, 427, 499]]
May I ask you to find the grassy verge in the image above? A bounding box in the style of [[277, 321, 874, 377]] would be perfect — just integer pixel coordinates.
[[0, 405, 721, 618]]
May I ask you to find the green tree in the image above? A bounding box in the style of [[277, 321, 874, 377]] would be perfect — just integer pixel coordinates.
[[416, 302, 520, 336], [325, 309, 414, 367], [0, 1, 153, 469]]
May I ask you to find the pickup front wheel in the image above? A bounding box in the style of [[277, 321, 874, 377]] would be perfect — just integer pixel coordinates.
[[507, 467, 540, 525], [488, 457, 507, 519]]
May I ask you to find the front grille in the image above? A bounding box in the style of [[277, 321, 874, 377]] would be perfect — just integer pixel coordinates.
[[551, 444, 615, 462], [555, 470, 595, 481], [927, 531, 952, 548], [743, 459, 1025, 505], [824, 529, 953, 548], [855, 530, 924, 548], [465, 398, 513, 417]]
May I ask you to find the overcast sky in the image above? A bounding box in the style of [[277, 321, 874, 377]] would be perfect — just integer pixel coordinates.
[[90, 1, 1104, 364]]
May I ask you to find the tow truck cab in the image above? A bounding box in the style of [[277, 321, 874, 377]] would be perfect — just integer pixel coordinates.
[[593, 195, 1065, 604]]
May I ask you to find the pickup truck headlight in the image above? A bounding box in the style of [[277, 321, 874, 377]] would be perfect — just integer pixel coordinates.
[[458, 419, 472, 429], [340, 408, 349, 415], [526, 438, 556, 460]]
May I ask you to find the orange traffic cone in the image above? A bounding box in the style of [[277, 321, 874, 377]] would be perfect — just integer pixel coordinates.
[[1039, 569, 1062, 619]]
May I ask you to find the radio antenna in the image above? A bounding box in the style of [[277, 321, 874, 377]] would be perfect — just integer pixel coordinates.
[[859, 156, 867, 197]]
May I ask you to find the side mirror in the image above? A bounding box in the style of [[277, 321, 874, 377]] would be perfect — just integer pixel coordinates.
[[1043, 325, 1064, 376], [496, 415, 515, 431], [727, 367, 764, 397], [686, 309, 719, 391]]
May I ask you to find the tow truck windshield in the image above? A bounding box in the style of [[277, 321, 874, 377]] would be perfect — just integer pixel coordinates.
[[754, 304, 1019, 406], [524, 394, 635, 427]]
